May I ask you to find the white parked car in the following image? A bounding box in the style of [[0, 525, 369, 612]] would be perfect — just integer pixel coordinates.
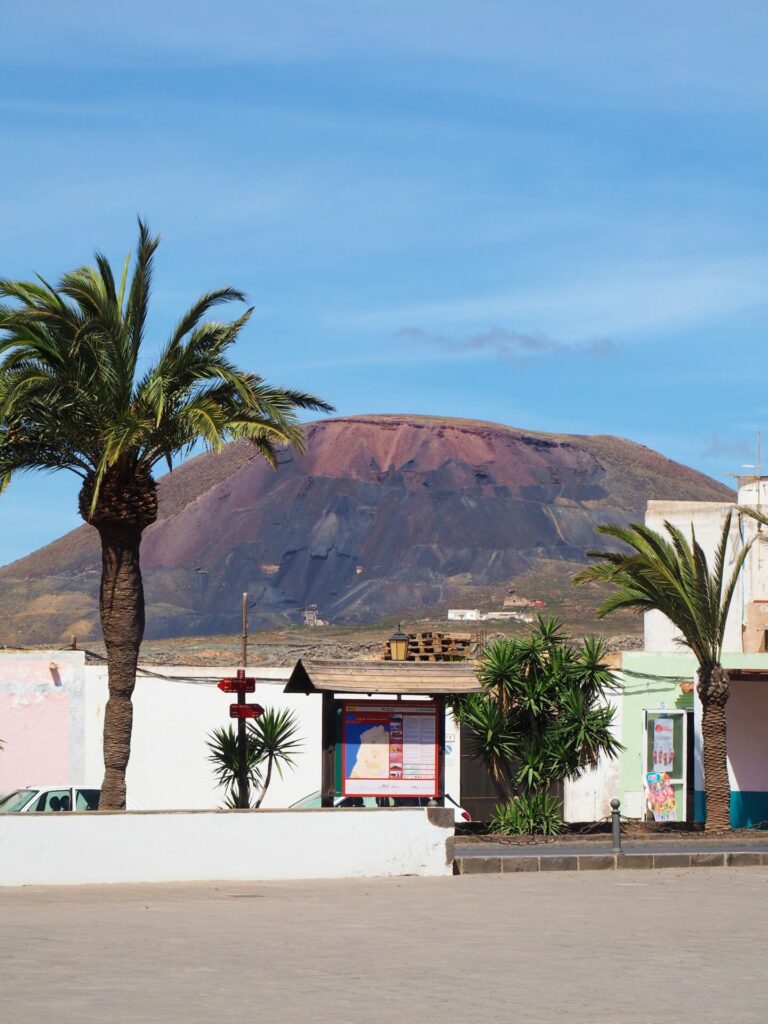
[[290, 791, 471, 823], [0, 786, 139, 813]]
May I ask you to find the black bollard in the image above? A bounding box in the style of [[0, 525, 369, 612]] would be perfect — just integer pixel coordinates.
[[611, 798, 622, 853]]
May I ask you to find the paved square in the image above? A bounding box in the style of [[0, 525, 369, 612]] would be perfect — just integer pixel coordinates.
[[3, 868, 767, 1023]]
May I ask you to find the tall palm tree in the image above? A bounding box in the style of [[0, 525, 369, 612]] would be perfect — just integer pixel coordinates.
[[574, 513, 751, 831], [0, 220, 333, 809]]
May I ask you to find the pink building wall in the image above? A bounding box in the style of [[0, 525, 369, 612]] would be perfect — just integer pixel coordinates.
[[727, 681, 768, 792], [0, 652, 86, 794]]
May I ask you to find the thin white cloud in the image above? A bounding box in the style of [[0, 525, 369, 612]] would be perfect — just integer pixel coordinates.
[[396, 326, 615, 362]]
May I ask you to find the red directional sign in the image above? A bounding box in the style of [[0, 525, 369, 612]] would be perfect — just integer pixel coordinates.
[[218, 678, 256, 693], [230, 703, 265, 719]]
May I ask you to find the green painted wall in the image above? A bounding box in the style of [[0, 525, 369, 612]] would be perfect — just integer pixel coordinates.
[[619, 652, 695, 820], [620, 651, 768, 824]]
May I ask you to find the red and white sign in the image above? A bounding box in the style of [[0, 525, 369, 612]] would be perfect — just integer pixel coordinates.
[[229, 703, 264, 719], [218, 678, 256, 694]]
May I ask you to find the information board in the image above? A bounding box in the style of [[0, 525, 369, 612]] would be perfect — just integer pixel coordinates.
[[341, 701, 439, 798]]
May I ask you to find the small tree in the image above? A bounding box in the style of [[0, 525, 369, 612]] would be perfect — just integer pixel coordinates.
[[454, 617, 622, 834], [206, 707, 302, 808]]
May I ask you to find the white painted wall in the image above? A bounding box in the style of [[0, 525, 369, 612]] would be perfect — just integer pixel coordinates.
[[0, 807, 454, 886], [563, 684, 623, 823], [84, 666, 320, 810]]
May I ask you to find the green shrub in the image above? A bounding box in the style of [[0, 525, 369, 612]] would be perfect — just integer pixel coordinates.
[[490, 793, 565, 836]]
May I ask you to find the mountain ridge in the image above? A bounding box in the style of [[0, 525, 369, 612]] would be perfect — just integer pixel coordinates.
[[0, 414, 733, 643]]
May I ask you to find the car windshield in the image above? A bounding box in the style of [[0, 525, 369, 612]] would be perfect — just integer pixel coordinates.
[[0, 789, 36, 812], [291, 792, 321, 809]]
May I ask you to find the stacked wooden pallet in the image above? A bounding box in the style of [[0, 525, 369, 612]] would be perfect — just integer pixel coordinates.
[[381, 630, 474, 662]]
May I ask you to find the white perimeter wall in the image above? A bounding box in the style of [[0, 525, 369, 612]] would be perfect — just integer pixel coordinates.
[[0, 807, 454, 886]]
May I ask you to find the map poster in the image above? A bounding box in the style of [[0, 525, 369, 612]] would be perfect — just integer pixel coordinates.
[[341, 701, 439, 797], [645, 772, 677, 822], [652, 719, 675, 772]]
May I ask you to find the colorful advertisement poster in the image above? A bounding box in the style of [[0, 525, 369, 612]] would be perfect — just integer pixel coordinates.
[[652, 719, 675, 772], [342, 702, 438, 797], [645, 772, 677, 821]]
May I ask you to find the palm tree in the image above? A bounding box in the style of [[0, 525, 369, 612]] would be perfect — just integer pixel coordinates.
[[0, 221, 333, 809], [574, 513, 751, 832]]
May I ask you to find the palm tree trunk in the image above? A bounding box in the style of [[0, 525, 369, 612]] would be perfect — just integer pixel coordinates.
[[697, 664, 731, 832], [97, 523, 145, 810]]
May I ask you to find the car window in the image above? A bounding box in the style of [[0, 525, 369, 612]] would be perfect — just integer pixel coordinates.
[[33, 789, 72, 812], [75, 789, 100, 812], [291, 792, 322, 809], [0, 789, 37, 812]]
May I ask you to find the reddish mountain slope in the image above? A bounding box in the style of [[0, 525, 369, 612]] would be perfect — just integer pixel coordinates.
[[0, 415, 733, 642]]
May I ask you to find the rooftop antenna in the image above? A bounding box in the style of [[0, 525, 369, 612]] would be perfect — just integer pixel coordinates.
[[737, 431, 762, 530], [729, 432, 764, 570]]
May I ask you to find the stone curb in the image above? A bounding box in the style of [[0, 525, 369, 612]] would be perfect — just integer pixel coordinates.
[[453, 851, 768, 874]]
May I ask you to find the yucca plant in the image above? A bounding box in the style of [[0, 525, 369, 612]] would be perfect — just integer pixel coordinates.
[[490, 792, 565, 836], [250, 708, 303, 808], [454, 617, 622, 833], [0, 221, 332, 809], [206, 726, 264, 808], [206, 708, 302, 808], [575, 513, 752, 832]]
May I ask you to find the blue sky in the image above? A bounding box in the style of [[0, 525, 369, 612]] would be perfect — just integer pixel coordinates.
[[2, 2, 768, 564]]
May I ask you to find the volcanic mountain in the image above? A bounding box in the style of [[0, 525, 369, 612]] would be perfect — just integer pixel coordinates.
[[0, 415, 733, 643]]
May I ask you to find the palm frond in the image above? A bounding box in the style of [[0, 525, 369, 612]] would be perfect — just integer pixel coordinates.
[[575, 515, 751, 665]]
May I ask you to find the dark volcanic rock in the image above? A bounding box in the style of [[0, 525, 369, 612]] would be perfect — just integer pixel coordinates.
[[0, 415, 733, 642]]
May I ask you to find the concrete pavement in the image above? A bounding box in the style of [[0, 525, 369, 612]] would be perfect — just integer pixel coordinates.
[[3, 869, 768, 1023]]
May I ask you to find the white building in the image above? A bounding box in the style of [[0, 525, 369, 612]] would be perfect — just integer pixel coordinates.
[[447, 609, 480, 621], [645, 477, 768, 654]]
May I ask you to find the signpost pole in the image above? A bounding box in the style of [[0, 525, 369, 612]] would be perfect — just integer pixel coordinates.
[[239, 594, 249, 810], [217, 668, 262, 809], [237, 710, 249, 809]]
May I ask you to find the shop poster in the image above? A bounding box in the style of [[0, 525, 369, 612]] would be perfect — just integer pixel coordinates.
[[652, 719, 675, 772], [646, 771, 677, 821]]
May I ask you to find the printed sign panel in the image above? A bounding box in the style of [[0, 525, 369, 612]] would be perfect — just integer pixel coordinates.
[[342, 701, 439, 797], [645, 771, 677, 821], [652, 719, 675, 772]]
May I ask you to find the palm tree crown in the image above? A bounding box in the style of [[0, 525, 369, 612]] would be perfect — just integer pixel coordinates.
[[0, 220, 332, 510], [574, 513, 750, 668]]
